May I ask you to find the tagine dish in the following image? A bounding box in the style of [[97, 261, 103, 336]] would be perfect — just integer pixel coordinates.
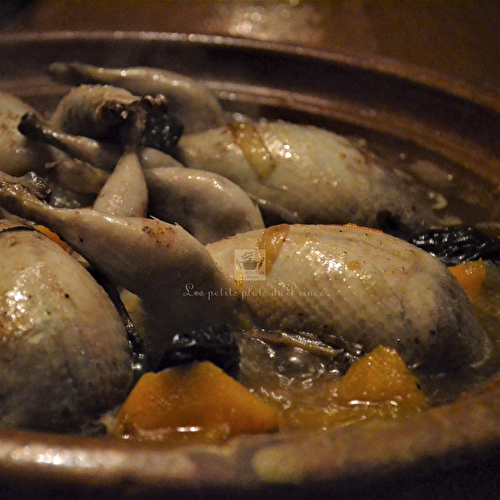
[[0, 32, 500, 499]]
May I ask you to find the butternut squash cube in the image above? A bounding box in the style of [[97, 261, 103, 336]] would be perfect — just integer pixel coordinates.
[[449, 259, 486, 297], [35, 225, 72, 253], [336, 345, 427, 407], [112, 361, 279, 442]]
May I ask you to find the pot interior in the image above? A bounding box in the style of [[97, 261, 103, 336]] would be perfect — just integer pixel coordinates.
[[0, 32, 500, 499]]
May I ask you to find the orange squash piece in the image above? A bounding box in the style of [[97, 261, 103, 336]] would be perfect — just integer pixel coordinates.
[[336, 345, 427, 408], [112, 361, 279, 442], [449, 259, 486, 297], [35, 225, 72, 253]]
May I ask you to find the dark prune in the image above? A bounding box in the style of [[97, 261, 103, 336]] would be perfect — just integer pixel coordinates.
[[375, 210, 413, 240], [142, 110, 183, 155], [90, 268, 149, 383], [411, 226, 500, 266], [157, 326, 240, 378]]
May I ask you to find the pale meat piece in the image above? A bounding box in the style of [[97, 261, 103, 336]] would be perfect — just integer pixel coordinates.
[[0, 182, 245, 364], [92, 99, 149, 218], [0, 220, 133, 432], [0, 91, 56, 175], [18, 111, 120, 171], [50, 84, 138, 139], [177, 121, 440, 236], [207, 224, 491, 372], [145, 166, 264, 244], [18, 112, 183, 172], [0, 174, 490, 373], [49, 62, 226, 134], [93, 147, 148, 217]]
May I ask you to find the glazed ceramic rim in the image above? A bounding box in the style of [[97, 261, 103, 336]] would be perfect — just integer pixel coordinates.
[[2, 30, 499, 112]]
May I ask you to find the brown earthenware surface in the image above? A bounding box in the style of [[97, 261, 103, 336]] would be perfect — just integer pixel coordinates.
[[0, 14, 499, 500], [2, 0, 500, 92]]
